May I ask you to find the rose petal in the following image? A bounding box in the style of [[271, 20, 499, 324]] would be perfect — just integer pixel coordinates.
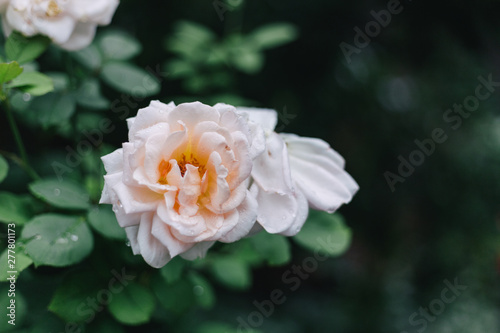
[[137, 213, 171, 268]]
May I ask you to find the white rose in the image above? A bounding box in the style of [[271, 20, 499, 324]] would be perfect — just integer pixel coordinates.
[[238, 107, 359, 236], [1, 0, 119, 50], [100, 101, 264, 268]]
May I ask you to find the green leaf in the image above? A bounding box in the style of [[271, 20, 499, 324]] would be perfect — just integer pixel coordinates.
[[5, 32, 50, 64], [0, 61, 23, 84], [98, 31, 142, 61], [76, 78, 110, 109], [230, 46, 264, 74], [250, 232, 291, 266], [152, 274, 195, 314], [48, 270, 102, 323], [108, 282, 155, 326], [7, 70, 54, 96], [21, 213, 94, 267], [29, 178, 90, 210], [72, 44, 102, 70], [195, 322, 234, 333], [159, 255, 186, 284], [87, 317, 126, 333], [45, 72, 69, 91], [0, 249, 33, 281], [188, 272, 215, 309], [87, 205, 126, 240], [211, 257, 251, 290], [0, 192, 32, 224], [0, 155, 8, 183], [100, 61, 160, 97], [293, 211, 352, 257], [29, 93, 76, 128], [248, 23, 298, 50]]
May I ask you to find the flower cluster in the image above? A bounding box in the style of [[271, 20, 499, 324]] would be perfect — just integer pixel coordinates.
[[100, 101, 358, 267], [0, 0, 119, 50]]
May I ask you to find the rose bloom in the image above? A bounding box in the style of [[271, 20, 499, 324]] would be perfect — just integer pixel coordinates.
[[0, 0, 119, 50], [100, 101, 265, 267], [237, 107, 359, 236]]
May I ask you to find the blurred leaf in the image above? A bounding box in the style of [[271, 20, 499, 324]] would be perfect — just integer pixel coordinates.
[[211, 257, 251, 290], [21, 213, 94, 267], [0, 155, 8, 183], [164, 59, 196, 79], [48, 270, 102, 323], [76, 78, 110, 109], [72, 44, 102, 70], [152, 274, 195, 314], [0, 61, 23, 84], [230, 46, 264, 74], [166, 21, 216, 58], [98, 30, 142, 61], [87, 205, 126, 240], [188, 272, 215, 309], [108, 282, 155, 326], [293, 211, 352, 257], [29, 178, 90, 210], [7, 71, 54, 96], [0, 192, 32, 224], [248, 23, 298, 50], [101, 61, 160, 96], [45, 72, 69, 91], [159, 256, 186, 284], [5, 32, 50, 64], [29, 93, 76, 128], [250, 232, 291, 266], [87, 317, 126, 333], [195, 322, 234, 333], [0, 249, 32, 281]]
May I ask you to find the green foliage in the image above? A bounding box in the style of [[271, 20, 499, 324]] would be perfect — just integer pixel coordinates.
[[294, 211, 352, 257], [108, 282, 156, 325], [0, 249, 32, 281], [100, 61, 160, 96], [98, 30, 142, 61], [21, 214, 94, 266], [0, 155, 9, 183], [250, 231, 291, 266], [29, 178, 90, 210], [6, 70, 54, 96], [5, 32, 50, 64], [0, 192, 34, 224], [152, 273, 196, 315], [29, 93, 76, 127], [211, 256, 251, 290], [0, 61, 23, 84], [87, 205, 126, 240]]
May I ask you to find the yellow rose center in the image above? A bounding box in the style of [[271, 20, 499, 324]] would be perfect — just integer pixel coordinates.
[[46, 1, 62, 17], [158, 153, 206, 184]]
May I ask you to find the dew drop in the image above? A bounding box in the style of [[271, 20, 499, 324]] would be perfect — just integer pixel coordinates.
[[70, 234, 79, 241], [54, 188, 61, 196], [193, 285, 204, 296], [22, 93, 31, 101], [117, 200, 123, 208], [34, 234, 42, 240], [125, 241, 131, 247], [56, 237, 68, 244], [282, 215, 287, 220], [112, 206, 118, 213]]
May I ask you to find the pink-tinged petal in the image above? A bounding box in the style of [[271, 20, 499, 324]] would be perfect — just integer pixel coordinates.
[[281, 133, 359, 213], [100, 172, 122, 204], [218, 192, 257, 242], [101, 148, 123, 174], [66, 0, 119, 24], [137, 213, 171, 268], [279, 188, 309, 236], [204, 151, 230, 212], [128, 101, 172, 141], [250, 183, 299, 234], [151, 215, 193, 257], [114, 206, 141, 228], [5, 5, 36, 36], [167, 102, 220, 132], [125, 225, 140, 255], [157, 199, 207, 241], [180, 241, 215, 260], [251, 132, 294, 194], [59, 22, 95, 50], [112, 182, 162, 214], [178, 165, 201, 216], [236, 107, 278, 134], [218, 105, 252, 142]]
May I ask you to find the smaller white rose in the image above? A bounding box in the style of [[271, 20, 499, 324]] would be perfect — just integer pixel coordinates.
[[1, 0, 119, 50], [238, 107, 359, 236]]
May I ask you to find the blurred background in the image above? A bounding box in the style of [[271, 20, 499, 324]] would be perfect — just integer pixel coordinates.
[[2, 0, 500, 332]]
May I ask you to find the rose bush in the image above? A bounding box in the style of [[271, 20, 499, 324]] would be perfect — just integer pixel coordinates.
[[100, 101, 264, 267], [0, 0, 119, 50]]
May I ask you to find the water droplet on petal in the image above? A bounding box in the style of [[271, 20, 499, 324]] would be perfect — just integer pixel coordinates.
[[117, 200, 123, 208], [56, 237, 68, 244], [54, 188, 61, 196], [282, 216, 287, 220], [125, 241, 131, 247], [193, 285, 204, 296], [70, 234, 79, 241]]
